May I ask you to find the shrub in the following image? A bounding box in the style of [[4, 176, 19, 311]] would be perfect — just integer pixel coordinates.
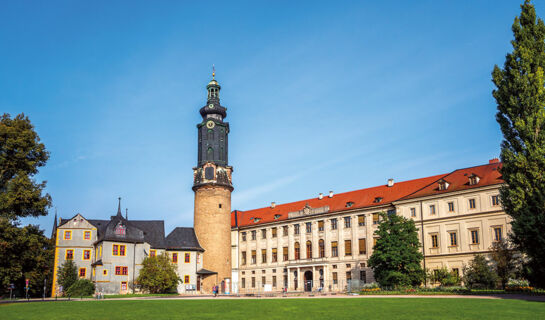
[[429, 267, 461, 287], [137, 254, 180, 293], [66, 279, 95, 297], [463, 255, 498, 289], [56, 260, 78, 293]]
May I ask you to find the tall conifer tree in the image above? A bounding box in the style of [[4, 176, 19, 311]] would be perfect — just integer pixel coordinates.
[[492, 0, 545, 287]]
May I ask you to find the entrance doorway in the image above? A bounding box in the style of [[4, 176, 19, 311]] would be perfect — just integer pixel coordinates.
[[304, 271, 313, 292]]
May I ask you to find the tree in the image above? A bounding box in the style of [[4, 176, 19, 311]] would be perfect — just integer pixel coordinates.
[[56, 260, 78, 293], [490, 239, 520, 289], [368, 212, 425, 287], [66, 279, 95, 297], [463, 255, 498, 289], [492, 0, 545, 288], [429, 267, 461, 287], [0, 113, 51, 221], [137, 254, 180, 294]]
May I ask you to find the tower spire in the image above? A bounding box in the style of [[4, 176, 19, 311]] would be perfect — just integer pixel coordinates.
[[117, 197, 122, 217]]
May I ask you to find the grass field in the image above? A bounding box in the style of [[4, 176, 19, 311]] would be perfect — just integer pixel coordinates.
[[1, 298, 545, 320]]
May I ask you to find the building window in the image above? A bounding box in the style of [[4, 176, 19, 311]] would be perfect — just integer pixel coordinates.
[[345, 240, 352, 256], [251, 230, 256, 240], [332, 272, 338, 285], [373, 213, 379, 225], [294, 242, 300, 260], [185, 253, 190, 263], [262, 249, 267, 263], [251, 250, 256, 264], [358, 215, 365, 226], [470, 229, 479, 244], [493, 227, 503, 242], [241, 251, 247, 265], [272, 227, 277, 238], [242, 232, 246, 241], [103, 270, 108, 276], [262, 276, 266, 287], [115, 266, 128, 275], [272, 276, 277, 287], [469, 175, 479, 185], [283, 226, 288, 236], [294, 224, 300, 235], [283, 247, 288, 261], [319, 239, 325, 258], [65, 249, 74, 260], [172, 253, 178, 263], [197, 253, 200, 264], [182, 275, 189, 283], [373, 237, 378, 248], [83, 250, 91, 260], [262, 229, 267, 239], [410, 208, 416, 217], [346, 271, 352, 281], [429, 205, 436, 215], [358, 238, 366, 255], [331, 241, 338, 257], [84, 231, 91, 240], [492, 195, 500, 206], [272, 248, 278, 262], [252, 277, 256, 288], [241, 278, 246, 289], [331, 219, 338, 230], [64, 230, 72, 240], [79, 268, 86, 278], [431, 234, 438, 248], [469, 198, 476, 209], [448, 202, 455, 212], [344, 217, 351, 228], [114, 223, 126, 236], [113, 244, 126, 256], [318, 220, 324, 231], [360, 270, 366, 282], [306, 241, 312, 259], [121, 281, 127, 291], [449, 232, 458, 246], [306, 222, 312, 233], [150, 250, 156, 257]]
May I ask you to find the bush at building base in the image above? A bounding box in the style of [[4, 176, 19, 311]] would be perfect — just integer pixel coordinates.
[[66, 279, 95, 297]]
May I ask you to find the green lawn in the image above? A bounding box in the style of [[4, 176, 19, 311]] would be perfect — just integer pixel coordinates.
[[1, 298, 544, 320]]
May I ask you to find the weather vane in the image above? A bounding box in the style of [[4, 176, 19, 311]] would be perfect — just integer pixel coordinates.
[[212, 64, 215, 79]]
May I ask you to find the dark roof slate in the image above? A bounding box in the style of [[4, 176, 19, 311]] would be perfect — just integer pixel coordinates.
[[166, 227, 204, 251]]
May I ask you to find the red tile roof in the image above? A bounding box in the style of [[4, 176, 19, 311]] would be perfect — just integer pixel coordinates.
[[231, 162, 504, 228]]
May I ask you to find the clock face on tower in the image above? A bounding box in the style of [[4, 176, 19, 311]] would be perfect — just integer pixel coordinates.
[[206, 121, 215, 129], [208, 103, 214, 109]]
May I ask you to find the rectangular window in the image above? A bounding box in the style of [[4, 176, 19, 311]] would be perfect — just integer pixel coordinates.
[[64, 230, 72, 240], [358, 238, 366, 255], [113, 244, 126, 256], [184, 275, 190, 283], [306, 222, 312, 233], [262, 249, 267, 263], [494, 227, 503, 242], [373, 237, 378, 247], [262, 276, 266, 287], [448, 202, 455, 212], [251, 230, 256, 240], [241, 251, 247, 265], [272, 227, 277, 238], [346, 271, 352, 281], [283, 247, 288, 261], [150, 250, 156, 257], [431, 234, 438, 248], [283, 226, 288, 236], [360, 270, 366, 282], [172, 253, 178, 263], [66, 249, 74, 260], [344, 217, 351, 228], [331, 219, 338, 230], [83, 250, 91, 260], [331, 241, 338, 257], [79, 268, 86, 278], [241, 278, 246, 289], [272, 248, 278, 262], [84, 231, 91, 240], [470, 229, 479, 244], [252, 277, 256, 288], [242, 232, 246, 241], [358, 215, 365, 226], [294, 224, 300, 235], [373, 213, 379, 225], [449, 232, 458, 246], [410, 208, 416, 217], [272, 276, 277, 287], [332, 272, 338, 284], [318, 220, 324, 231], [103, 269, 108, 276], [185, 253, 190, 263], [251, 250, 256, 264], [345, 240, 352, 256], [429, 205, 436, 215], [492, 195, 500, 206], [262, 229, 267, 239], [121, 281, 127, 291], [115, 266, 128, 275], [469, 199, 476, 209], [122, 267, 128, 275], [120, 245, 125, 256]]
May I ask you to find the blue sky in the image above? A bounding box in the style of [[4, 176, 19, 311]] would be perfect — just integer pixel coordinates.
[[2, 1, 542, 236]]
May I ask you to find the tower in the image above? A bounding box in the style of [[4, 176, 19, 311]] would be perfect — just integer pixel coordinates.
[[193, 70, 233, 293]]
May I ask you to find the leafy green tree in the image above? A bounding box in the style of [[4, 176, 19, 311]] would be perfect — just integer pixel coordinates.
[[66, 279, 95, 297], [429, 267, 461, 287], [56, 260, 78, 293], [463, 255, 498, 289], [368, 212, 424, 287], [492, 0, 545, 288], [137, 254, 180, 294], [490, 239, 520, 289], [0, 113, 51, 221]]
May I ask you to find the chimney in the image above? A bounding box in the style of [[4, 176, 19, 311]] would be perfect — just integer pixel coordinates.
[[271, 202, 276, 208], [318, 193, 323, 200], [489, 158, 500, 164], [329, 191, 334, 198], [387, 178, 394, 187]]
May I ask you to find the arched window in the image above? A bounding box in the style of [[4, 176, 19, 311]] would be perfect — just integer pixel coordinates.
[[294, 242, 300, 260], [319, 239, 325, 258], [207, 129, 214, 140], [306, 241, 312, 259], [207, 147, 213, 160]]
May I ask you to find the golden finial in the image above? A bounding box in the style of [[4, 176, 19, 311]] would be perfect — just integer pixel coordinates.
[[212, 64, 215, 80]]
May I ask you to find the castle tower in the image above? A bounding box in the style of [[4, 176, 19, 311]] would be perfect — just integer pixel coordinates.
[[193, 70, 233, 293]]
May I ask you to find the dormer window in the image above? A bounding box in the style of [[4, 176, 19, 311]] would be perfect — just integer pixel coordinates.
[[468, 174, 480, 186], [274, 214, 281, 220], [115, 223, 126, 236], [253, 218, 261, 223], [438, 179, 450, 191], [346, 201, 355, 208], [374, 197, 383, 203]]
